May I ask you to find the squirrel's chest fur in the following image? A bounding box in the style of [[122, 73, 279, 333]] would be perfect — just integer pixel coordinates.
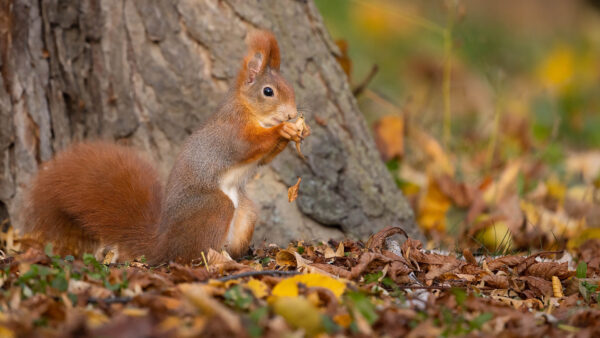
[[218, 163, 256, 207]]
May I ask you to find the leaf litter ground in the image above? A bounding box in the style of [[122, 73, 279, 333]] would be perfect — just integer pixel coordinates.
[[0, 226, 599, 337]]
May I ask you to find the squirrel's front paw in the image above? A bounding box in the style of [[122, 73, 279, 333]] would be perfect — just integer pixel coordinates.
[[279, 122, 302, 140]]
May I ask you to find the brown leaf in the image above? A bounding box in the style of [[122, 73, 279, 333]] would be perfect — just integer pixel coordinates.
[[206, 248, 232, 266], [525, 262, 572, 280], [292, 114, 309, 161], [425, 261, 463, 281], [515, 251, 562, 275], [309, 263, 353, 279], [388, 261, 413, 283], [275, 249, 297, 267], [579, 239, 600, 276], [335, 39, 352, 79], [134, 294, 182, 312], [482, 274, 509, 289], [462, 248, 477, 266], [485, 255, 526, 271], [179, 283, 243, 335], [518, 276, 553, 298], [91, 316, 153, 338], [289, 251, 337, 277], [310, 252, 409, 281], [15, 248, 50, 265], [436, 175, 474, 208], [366, 226, 408, 251], [401, 238, 459, 265], [168, 263, 211, 283], [288, 177, 301, 203]]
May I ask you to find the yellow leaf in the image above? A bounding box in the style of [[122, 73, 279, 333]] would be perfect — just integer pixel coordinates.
[[159, 316, 183, 332], [418, 176, 451, 232], [350, 0, 419, 38], [271, 273, 346, 299], [333, 313, 352, 328], [85, 309, 110, 329], [272, 296, 324, 336], [546, 176, 566, 205], [373, 115, 404, 161], [552, 276, 564, 298], [121, 307, 149, 317], [0, 326, 14, 338], [567, 228, 600, 250], [538, 45, 574, 90], [245, 278, 268, 299]]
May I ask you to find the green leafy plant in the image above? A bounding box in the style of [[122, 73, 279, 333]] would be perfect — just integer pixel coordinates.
[[345, 291, 379, 325], [224, 285, 253, 311], [576, 261, 587, 279]]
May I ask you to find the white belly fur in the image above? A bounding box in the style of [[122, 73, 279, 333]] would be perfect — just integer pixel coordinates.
[[219, 163, 256, 246]]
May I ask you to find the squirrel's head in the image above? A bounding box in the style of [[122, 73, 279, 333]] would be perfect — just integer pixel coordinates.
[[236, 30, 298, 127]]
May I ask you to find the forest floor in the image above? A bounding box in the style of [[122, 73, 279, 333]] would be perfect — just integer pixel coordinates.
[[0, 224, 598, 337]]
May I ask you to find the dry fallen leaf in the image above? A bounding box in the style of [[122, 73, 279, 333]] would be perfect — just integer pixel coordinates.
[[275, 249, 297, 267], [179, 283, 243, 334], [287, 177, 301, 203], [373, 115, 404, 161], [245, 278, 269, 299], [292, 114, 309, 161]]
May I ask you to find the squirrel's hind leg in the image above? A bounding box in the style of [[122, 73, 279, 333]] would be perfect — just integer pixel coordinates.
[[162, 190, 235, 263], [224, 194, 257, 258]]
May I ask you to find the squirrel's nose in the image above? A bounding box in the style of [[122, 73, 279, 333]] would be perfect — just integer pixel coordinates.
[[287, 109, 298, 120]]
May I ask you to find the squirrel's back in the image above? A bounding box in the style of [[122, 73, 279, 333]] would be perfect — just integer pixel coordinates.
[[24, 142, 163, 259]]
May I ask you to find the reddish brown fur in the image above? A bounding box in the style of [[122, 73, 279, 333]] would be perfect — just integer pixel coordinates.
[[236, 31, 281, 88], [24, 30, 306, 264]]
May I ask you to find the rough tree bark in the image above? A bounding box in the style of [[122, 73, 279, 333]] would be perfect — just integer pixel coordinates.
[[0, 0, 420, 247]]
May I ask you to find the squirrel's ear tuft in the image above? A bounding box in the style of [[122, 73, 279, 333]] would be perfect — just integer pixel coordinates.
[[246, 52, 264, 84], [238, 30, 281, 86]]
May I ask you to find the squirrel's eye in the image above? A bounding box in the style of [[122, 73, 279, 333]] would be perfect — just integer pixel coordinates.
[[263, 87, 274, 97]]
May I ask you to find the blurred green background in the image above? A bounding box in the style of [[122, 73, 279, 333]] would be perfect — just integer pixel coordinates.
[[315, 0, 600, 247], [315, 0, 600, 154]]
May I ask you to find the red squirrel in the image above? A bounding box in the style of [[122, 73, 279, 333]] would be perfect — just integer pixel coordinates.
[[23, 30, 310, 264]]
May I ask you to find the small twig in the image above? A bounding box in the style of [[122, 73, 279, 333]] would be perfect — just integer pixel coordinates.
[[395, 285, 494, 291], [87, 296, 133, 304], [352, 64, 379, 96], [215, 270, 301, 282], [201, 251, 209, 271]]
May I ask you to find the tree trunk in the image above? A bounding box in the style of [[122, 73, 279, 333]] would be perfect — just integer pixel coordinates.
[[0, 0, 420, 247]]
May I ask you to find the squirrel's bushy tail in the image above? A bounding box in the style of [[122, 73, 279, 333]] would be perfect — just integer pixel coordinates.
[[24, 142, 163, 259]]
